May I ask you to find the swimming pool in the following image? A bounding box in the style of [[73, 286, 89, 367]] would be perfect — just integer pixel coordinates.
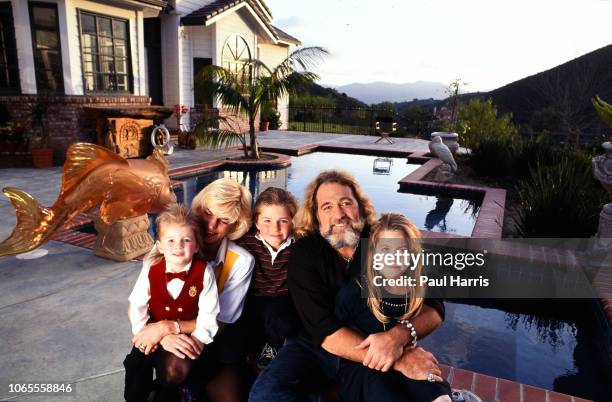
[[168, 151, 611, 399], [173, 152, 481, 236], [419, 299, 610, 401]]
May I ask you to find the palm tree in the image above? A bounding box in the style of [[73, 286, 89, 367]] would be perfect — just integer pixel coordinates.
[[194, 46, 328, 159]]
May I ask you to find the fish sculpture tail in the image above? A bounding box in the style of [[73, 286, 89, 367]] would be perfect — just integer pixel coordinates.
[[0, 188, 59, 257]]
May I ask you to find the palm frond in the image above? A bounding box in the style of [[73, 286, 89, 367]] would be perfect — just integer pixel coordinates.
[[194, 126, 245, 149]]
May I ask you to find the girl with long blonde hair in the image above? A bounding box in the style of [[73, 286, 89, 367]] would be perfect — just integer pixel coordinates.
[[335, 212, 453, 402]]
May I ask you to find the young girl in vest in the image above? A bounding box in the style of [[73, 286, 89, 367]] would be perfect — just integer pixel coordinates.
[[237, 187, 302, 368], [124, 203, 220, 402]]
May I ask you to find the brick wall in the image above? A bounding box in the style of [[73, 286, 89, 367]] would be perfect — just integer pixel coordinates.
[[216, 107, 261, 134], [0, 94, 150, 164]]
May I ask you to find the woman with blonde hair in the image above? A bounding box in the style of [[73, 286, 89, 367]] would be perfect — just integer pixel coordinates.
[[334, 212, 454, 402]]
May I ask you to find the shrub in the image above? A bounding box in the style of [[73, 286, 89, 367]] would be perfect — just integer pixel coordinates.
[[457, 98, 518, 149], [513, 151, 609, 237], [469, 135, 517, 178]]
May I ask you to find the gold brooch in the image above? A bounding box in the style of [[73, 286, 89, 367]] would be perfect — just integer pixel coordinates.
[[189, 286, 197, 297]]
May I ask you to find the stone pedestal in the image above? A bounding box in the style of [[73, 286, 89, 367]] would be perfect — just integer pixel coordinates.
[[599, 203, 612, 239], [83, 105, 174, 158], [104, 117, 153, 158], [591, 142, 612, 254], [94, 215, 154, 262], [431, 132, 459, 153]]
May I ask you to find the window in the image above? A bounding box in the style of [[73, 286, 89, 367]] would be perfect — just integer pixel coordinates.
[[0, 2, 19, 93], [222, 35, 251, 79], [29, 2, 63, 93], [78, 10, 131, 93]]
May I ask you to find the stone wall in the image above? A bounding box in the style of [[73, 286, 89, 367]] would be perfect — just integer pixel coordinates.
[[0, 94, 150, 164]]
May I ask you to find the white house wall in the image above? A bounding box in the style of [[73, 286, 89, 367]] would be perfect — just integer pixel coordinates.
[[11, 0, 36, 94], [258, 43, 290, 129], [216, 11, 258, 65], [180, 25, 192, 126], [190, 25, 213, 58]]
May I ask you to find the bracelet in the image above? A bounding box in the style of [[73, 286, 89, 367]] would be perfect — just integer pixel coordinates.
[[173, 320, 180, 335], [397, 319, 417, 348]]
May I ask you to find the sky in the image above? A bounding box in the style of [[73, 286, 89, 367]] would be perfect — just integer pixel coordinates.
[[266, 0, 612, 92]]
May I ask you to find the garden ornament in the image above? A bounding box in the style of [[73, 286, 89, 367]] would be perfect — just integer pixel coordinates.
[[429, 135, 458, 171], [150, 124, 174, 155], [0, 143, 176, 258], [589, 141, 612, 257]]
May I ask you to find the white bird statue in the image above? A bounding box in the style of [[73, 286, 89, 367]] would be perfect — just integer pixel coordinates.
[[429, 136, 458, 172]]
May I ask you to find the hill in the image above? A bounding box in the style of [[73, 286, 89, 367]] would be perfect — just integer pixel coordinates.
[[487, 44, 612, 133], [329, 81, 447, 104], [291, 80, 367, 108]]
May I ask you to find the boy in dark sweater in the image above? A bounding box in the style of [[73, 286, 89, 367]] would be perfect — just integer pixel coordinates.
[[237, 187, 301, 368]]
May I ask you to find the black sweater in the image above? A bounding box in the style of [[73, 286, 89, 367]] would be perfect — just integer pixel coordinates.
[[289, 226, 444, 346]]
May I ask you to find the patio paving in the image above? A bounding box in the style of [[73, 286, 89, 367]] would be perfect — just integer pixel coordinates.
[[0, 131, 596, 401]]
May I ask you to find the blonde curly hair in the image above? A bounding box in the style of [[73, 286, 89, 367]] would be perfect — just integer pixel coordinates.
[[294, 170, 377, 238]]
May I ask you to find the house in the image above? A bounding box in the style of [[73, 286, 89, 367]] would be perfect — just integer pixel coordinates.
[[165, 0, 301, 131], [0, 0, 300, 161]]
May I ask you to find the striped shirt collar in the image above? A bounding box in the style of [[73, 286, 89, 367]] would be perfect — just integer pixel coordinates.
[[255, 233, 294, 264]]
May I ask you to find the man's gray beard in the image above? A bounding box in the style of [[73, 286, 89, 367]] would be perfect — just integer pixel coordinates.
[[321, 218, 365, 249]]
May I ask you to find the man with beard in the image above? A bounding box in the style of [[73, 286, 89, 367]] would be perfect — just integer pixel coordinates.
[[249, 170, 447, 402]]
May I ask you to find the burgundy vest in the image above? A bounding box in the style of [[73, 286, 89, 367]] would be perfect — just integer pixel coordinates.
[[148, 258, 205, 322]]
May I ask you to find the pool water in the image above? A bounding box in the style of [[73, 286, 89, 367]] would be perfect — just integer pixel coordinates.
[[419, 300, 610, 401], [174, 152, 480, 236]]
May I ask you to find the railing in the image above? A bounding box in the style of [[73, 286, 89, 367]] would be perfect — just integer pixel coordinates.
[[287, 106, 394, 135]]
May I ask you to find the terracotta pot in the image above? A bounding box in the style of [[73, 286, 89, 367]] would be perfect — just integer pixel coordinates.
[[260, 121, 269, 131], [31, 148, 54, 168]]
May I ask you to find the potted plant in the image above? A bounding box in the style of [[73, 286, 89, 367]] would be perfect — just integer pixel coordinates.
[[30, 95, 54, 168], [174, 103, 196, 149]]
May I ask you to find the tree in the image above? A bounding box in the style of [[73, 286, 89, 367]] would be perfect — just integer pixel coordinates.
[[399, 106, 433, 136], [446, 78, 468, 132], [195, 47, 328, 159], [457, 98, 517, 149], [531, 58, 603, 148]]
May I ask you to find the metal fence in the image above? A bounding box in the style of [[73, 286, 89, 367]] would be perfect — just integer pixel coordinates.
[[287, 106, 394, 135]]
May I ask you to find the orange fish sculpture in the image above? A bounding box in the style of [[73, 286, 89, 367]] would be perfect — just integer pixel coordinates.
[[0, 143, 177, 258]]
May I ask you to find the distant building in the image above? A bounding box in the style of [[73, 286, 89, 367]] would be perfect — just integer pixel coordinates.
[[0, 0, 299, 159]]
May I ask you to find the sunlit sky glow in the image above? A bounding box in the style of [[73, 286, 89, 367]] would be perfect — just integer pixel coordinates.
[[266, 0, 612, 91]]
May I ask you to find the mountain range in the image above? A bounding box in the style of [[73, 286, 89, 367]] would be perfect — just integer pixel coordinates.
[[325, 81, 447, 104]]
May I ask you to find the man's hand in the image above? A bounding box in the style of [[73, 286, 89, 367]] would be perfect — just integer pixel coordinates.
[[355, 331, 404, 372], [393, 347, 443, 382], [160, 334, 203, 359]]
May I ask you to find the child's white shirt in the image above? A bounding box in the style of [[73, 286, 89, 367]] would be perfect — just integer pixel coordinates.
[[128, 259, 220, 344]]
